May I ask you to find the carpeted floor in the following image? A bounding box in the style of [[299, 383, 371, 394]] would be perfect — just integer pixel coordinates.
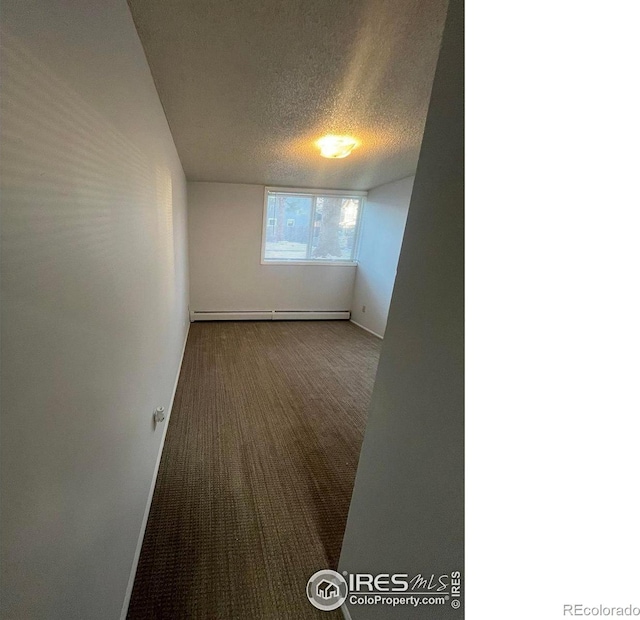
[[127, 320, 381, 619]]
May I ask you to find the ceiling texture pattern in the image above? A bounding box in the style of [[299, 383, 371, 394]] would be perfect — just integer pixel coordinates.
[[128, 0, 448, 190]]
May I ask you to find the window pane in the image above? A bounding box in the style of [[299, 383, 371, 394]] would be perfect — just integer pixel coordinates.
[[310, 196, 361, 261], [264, 194, 312, 260]]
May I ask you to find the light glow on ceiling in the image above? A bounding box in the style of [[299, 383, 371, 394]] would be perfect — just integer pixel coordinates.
[[316, 135, 358, 159]]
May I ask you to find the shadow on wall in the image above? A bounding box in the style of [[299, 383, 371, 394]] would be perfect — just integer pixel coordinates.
[[0, 28, 181, 618], [1, 30, 177, 329]]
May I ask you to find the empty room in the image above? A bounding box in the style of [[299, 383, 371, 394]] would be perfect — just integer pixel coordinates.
[[1, 0, 463, 618]]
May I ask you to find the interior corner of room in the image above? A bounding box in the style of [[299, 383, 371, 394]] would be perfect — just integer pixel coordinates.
[[187, 174, 416, 338], [0, 0, 463, 617]]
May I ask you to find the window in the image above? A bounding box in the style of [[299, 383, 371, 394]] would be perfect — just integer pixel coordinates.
[[262, 188, 365, 264]]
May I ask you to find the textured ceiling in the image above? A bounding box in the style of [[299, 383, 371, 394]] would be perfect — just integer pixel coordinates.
[[128, 0, 448, 190]]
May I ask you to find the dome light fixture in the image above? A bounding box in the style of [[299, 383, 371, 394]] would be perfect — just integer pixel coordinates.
[[316, 135, 358, 159]]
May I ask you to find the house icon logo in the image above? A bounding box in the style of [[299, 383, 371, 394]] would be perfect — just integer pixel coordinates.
[[306, 569, 348, 611], [317, 579, 339, 600]]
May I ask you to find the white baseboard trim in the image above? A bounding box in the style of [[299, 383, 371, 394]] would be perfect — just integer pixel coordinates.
[[272, 311, 350, 321], [192, 310, 272, 321], [119, 324, 190, 620], [350, 319, 383, 339], [191, 310, 351, 321], [341, 602, 354, 620]]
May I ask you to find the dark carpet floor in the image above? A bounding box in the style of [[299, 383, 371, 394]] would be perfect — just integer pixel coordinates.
[[127, 320, 381, 619]]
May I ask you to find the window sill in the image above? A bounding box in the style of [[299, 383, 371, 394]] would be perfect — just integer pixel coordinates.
[[261, 260, 358, 267]]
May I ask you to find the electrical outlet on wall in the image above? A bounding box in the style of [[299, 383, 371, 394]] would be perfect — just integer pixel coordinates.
[[362, 305, 366, 313]]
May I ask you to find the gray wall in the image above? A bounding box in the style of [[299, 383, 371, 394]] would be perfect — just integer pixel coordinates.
[[338, 0, 464, 617], [350, 176, 414, 337], [0, 1, 190, 618], [188, 181, 356, 313]]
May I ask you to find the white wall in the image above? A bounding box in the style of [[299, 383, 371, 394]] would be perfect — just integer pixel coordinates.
[[188, 182, 356, 313], [338, 0, 464, 618], [350, 176, 414, 337], [0, 1, 189, 618]]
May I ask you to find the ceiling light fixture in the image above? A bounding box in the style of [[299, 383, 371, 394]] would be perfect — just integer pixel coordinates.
[[316, 135, 358, 159]]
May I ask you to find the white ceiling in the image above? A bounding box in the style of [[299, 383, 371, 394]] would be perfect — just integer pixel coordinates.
[[128, 0, 448, 190]]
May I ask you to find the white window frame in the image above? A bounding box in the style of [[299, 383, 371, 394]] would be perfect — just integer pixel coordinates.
[[261, 186, 367, 266]]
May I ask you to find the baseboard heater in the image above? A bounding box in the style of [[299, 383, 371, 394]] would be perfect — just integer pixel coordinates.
[[190, 310, 351, 322]]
